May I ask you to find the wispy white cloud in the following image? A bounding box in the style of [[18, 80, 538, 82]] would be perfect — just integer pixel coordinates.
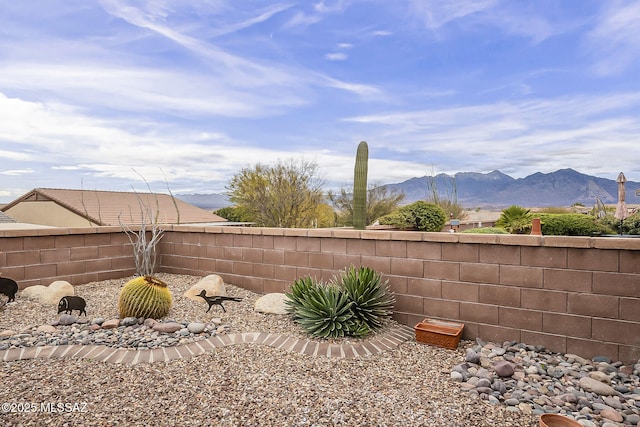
[[0, 169, 34, 176], [325, 52, 348, 61], [345, 92, 640, 178], [586, 0, 640, 76], [407, 0, 569, 43], [408, 0, 498, 30]]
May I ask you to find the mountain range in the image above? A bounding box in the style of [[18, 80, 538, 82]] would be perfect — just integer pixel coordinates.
[[176, 169, 640, 210]]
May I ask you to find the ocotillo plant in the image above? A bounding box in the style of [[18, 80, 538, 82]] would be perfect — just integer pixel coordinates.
[[353, 141, 368, 230]]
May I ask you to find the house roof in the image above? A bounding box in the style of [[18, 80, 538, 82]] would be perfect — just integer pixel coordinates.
[[1, 188, 227, 226], [0, 210, 16, 223]]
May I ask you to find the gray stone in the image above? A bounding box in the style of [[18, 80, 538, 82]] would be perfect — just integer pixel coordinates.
[[475, 378, 491, 388], [625, 414, 640, 425], [491, 379, 507, 395], [602, 396, 622, 409], [465, 349, 480, 364], [121, 317, 138, 326], [578, 377, 617, 396], [58, 314, 77, 325], [450, 371, 463, 382], [495, 361, 515, 377], [187, 322, 206, 334]]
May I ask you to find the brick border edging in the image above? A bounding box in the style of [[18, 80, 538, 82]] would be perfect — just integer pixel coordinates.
[[0, 326, 416, 365]]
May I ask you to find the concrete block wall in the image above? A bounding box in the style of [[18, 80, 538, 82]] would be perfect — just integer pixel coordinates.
[[1, 225, 639, 363], [0, 227, 136, 287], [160, 226, 640, 363]]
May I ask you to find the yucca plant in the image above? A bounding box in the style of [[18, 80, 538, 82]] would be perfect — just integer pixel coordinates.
[[337, 266, 395, 331]]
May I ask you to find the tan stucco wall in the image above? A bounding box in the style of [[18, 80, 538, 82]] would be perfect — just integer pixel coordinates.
[[4, 201, 98, 227]]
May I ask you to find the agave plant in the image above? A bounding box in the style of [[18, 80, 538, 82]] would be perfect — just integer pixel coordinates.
[[285, 276, 320, 319], [337, 266, 395, 331], [286, 282, 361, 338], [286, 266, 394, 338]]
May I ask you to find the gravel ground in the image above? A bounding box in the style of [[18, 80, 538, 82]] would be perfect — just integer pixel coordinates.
[[0, 274, 538, 426]]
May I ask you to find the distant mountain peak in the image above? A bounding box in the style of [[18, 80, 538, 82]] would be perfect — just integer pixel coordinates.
[[385, 169, 639, 208]]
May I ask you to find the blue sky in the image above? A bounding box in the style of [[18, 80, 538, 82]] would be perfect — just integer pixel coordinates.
[[1, 0, 639, 203]]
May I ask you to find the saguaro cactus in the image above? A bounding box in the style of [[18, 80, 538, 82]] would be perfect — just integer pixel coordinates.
[[353, 141, 368, 230]]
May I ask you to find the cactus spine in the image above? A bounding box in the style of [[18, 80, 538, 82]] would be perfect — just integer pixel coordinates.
[[353, 141, 368, 230], [118, 276, 172, 319]]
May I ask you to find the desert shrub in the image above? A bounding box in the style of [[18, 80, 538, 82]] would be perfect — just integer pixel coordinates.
[[624, 211, 640, 235], [285, 266, 394, 338], [461, 227, 509, 234], [377, 211, 408, 227], [495, 205, 533, 234], [597, 211, 640, 235], [378, 201, 446, 232], [538, 214, 615, 236]]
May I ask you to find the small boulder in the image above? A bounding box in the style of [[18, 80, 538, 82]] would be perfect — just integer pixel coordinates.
[[254, 293, 290, 315], [21, 281, 75, 305], [0, 329, 16, 337], [183, 274, 226, 303]]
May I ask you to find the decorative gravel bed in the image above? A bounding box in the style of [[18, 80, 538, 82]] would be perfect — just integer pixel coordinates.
[[0, 273, 539, 426]]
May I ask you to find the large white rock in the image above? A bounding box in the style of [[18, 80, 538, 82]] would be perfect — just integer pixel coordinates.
[[254, 293, 290, 315], [183, 274, 226, 304], [20, 280, 75, 305]]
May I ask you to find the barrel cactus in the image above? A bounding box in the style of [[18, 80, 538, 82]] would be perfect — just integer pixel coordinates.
[[118, 276, 172, 319]]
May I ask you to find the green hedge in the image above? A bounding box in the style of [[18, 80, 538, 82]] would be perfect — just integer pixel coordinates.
[[537, 213, 615, 236]]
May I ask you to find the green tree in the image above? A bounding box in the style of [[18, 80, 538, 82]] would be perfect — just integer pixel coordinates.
[[214, 206, 252, 222], [227, 159, 324, 228], [329, 184, 405, 227]]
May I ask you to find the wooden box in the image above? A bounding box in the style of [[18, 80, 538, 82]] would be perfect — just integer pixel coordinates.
[[414, 318, 464, 350]]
